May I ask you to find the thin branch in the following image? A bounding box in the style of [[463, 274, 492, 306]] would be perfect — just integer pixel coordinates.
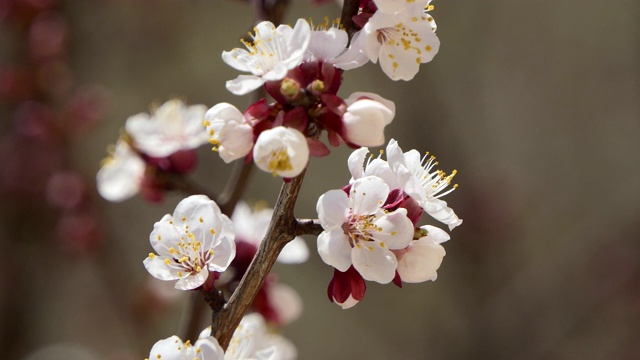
[[212, 169, 308, 349], [294, 218, 323, 236], [340, 0, 361, 41]]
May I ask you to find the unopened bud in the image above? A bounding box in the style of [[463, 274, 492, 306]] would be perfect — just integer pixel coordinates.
[[308, 79, 325, 96], [280, 77, 301, 100]]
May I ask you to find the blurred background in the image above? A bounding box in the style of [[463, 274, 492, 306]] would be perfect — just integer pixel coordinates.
[[1, 0, 639, 359]]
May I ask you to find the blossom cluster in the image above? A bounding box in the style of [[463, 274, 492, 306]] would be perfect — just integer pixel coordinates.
[[97, 99, 209, 202], [317, 139, 460, 308], [97, 0, 454, 357]]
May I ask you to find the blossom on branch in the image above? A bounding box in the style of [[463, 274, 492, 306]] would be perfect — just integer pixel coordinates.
[[204, 102, 254, 163], [223, 19, 311, 95], [125, 99, 208, 158], [349, 139, 462, 230], [350, 0, 440, 80], [146, 327, 224, 360], [146, 315, 296, 360], [225, 313, 297, 360], [253, 126, 310, 178], [96, 139, 145, 202], [143, 195, 236, 290], [316, 176, 414, 284]]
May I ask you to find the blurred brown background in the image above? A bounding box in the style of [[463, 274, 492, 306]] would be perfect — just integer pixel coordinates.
[[1, 1, 639, 359]]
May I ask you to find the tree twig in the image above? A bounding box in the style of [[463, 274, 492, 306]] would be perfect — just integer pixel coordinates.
[[294, 218, 323, 236], [212, 169, 308, 349], [340, 0, 361, 41]]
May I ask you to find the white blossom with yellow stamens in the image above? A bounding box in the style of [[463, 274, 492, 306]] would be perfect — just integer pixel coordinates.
[[316, 176, 414, 284], [204, 103, 254, 163], [223, 19, 311, 95], [351, 0, 440, 80], [143, 195, 236, 290]]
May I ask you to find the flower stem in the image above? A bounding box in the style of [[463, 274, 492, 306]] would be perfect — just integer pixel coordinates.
[[211, 168, 307, 349]]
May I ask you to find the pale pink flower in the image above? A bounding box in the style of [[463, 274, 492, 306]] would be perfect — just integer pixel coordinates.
[[223, 19, 311, 95], [143, 195, 236, 290], [125, 99, 208, 157], [316, 176, 414, 283]]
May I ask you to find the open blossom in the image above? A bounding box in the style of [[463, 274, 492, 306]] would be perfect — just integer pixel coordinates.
[[146, 327, 224, 360], [342, 92, 395, 147], [96, 140, 145, 202], [385, 139, 462, 229], [204, 103, 254, 163], [226, 313, 297, 360], [146, 315, 295, 360], [143, 195, 236, 290], [352, 0, 440, 80], [394, 225, 448, 282], [125, 99, 208, 158], [223, 19, 311, 95], [349, 139, 462, 230], [316, 176, 414, 283], [253, 126, 309, 178]]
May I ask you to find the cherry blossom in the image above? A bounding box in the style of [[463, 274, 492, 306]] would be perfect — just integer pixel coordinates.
[[223, 19, 311, 95], [204, 103, 254, 163], [351, 0, 440, 80], [146, 327, 224, 360], [125, 99, 208, 158], [349, 139, 462, 230], [96, 140, 145, 202], [316, 176, 414, 283], [253, 126, 310, 178], [225, 313, 297, 360], [385, 139, 462, 230], [143, 195, 236, 290]]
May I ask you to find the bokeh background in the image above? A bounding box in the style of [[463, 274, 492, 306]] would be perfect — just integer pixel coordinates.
[[1, 1, 639, 359]]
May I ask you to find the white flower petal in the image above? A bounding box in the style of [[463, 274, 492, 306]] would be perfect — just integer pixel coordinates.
[[348, 147, 369, 181], [96, 140, 144, 202], [372, 209, 414, 250], [396, 239, 445, 283], [351, 243, 398, 284], [226, 75, 266, 96], [349, 176, 389, 216], [317, 230, 352, 272], [143, 256, 181, 281], [316, 189, 349, 228], [207, 236, 236, 272], [175, 269, 209, 290], [277, 237, 309, 264], [148, 336, 187, 360]]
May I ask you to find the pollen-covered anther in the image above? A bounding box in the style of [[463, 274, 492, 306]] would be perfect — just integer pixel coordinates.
[[267, 149, 293, 176]]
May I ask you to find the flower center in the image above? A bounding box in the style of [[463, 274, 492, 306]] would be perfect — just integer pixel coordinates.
[[343, 213, 382, 248], [267, 148, 293, 175]]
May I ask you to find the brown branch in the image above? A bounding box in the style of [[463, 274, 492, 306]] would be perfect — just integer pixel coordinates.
[[340, 0, 361, 41], [212, 169, 307, 349], [181, 160, 254, 342], [294, 218, 323, 236]]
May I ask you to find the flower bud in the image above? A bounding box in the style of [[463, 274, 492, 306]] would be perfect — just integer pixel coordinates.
[[280, 77, 301, 100], [342, 92, 395, 147], [253, 126, 309, 178]]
